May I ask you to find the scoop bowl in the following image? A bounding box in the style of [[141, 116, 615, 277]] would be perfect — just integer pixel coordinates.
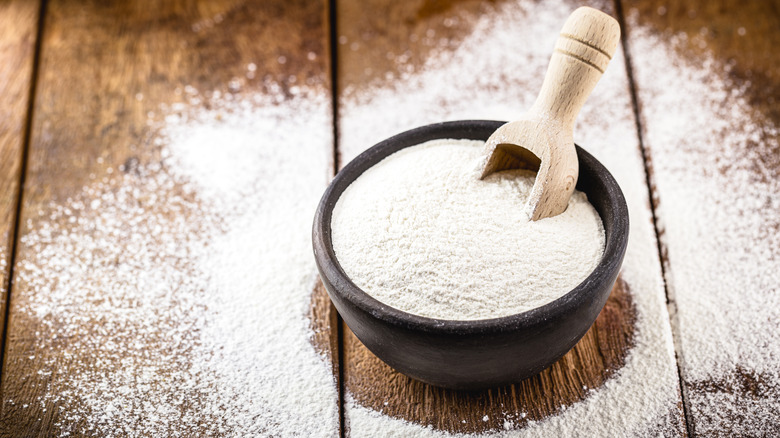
[[312, 120, 629, 390]]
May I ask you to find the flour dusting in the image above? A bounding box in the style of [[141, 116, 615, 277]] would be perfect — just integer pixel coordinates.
[[8, 88, 339, 436], [628, 11, 780, 435]]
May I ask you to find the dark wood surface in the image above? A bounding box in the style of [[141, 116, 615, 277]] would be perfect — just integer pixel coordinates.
[[0, 0, 777, 436]]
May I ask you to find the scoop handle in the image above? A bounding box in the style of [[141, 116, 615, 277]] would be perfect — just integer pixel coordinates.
[[530, 7, 621, 131]]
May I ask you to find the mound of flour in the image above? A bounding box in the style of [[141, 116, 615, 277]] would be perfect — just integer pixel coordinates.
[[331, 139, 605, 320]]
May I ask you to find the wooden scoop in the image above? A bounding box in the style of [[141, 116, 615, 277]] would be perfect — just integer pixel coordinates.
[[480, 7, 621, 220]]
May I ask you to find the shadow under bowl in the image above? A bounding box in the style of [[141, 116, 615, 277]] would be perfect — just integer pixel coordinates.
[[312, 120, 629, 390]]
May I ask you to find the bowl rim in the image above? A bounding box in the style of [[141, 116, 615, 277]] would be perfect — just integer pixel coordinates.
[[313, 120, 629, 335]]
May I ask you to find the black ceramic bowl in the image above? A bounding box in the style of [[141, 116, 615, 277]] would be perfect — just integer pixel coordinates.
[[312, 120, 628, 390]]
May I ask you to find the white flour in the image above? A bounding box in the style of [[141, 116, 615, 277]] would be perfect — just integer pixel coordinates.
[[627, 10, 780, 435], [9, 87, 339, 436], [339, 0, 684, 435], [331, 139, 605, 320]]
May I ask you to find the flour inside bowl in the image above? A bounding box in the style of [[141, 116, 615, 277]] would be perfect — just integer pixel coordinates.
[[331, 139, 605, 320]]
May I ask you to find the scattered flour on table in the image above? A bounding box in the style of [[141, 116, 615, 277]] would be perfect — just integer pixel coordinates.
[[627, 11, 780, 435], [339, 0, 684, 436], [8, 87, 338, 436], [332, 139, 605, 320]]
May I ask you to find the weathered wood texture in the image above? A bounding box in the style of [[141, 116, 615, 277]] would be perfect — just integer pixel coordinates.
[[0, 0, 338, 436], [624, 0, 780, 435], [0, 1, 40, 358], [335, 0, 500, 101], [336, 0, 684, 435], [3, 0, 772, 435]]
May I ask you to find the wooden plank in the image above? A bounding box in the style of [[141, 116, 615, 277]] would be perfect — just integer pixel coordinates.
[[623, 0, 780, 435], [0, 1, 339, 436], [0, 0, 40, 365], [336, 0, 685, 435]]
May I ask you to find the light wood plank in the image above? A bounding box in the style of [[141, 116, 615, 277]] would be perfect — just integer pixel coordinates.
[[0, 1, 338, 436], [336, 0, 685, 435], [624, 0, 780, 435], [0, 0, 41, 370]]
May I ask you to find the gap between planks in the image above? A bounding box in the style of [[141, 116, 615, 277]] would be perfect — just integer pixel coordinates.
[[613, 0, 694, 436], [327, 0, 346, 437]]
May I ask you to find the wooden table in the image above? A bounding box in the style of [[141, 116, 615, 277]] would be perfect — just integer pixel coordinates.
[[0, 0, 777, 436]]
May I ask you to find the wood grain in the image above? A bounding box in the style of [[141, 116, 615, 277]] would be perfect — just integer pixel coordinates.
[[0, 0, 40, 367], [623, 0, 780, 435], [335, 0, 501, 99], [0, 0, 338, 436], [335, 0, 685, 434], [8, 0, 771, 435]]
